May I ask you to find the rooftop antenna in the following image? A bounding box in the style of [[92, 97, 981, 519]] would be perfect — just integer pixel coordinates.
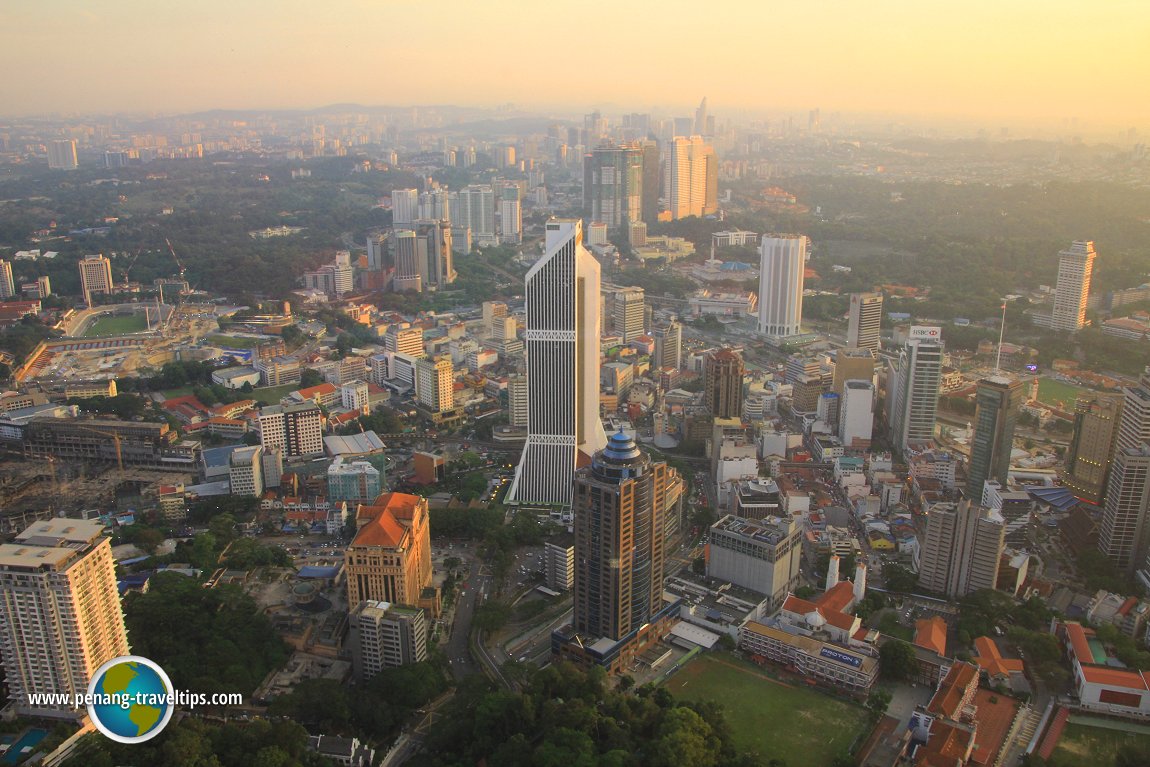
[[995, 300, 1007, 373]]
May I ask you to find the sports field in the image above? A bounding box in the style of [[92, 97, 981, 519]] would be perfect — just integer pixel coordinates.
[[1049, 720, 1150, 767], [1036, 377, 1086, 408], [665, 653, 870, 767], [83, 313, 149, 336], [206, 334, 265, 349]]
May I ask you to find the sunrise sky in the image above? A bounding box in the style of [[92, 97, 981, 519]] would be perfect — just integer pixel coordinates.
[[2, 0, 1147, 130]]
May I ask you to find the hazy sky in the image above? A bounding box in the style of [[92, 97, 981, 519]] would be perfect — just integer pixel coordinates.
[[2, 0, 1147, 129]]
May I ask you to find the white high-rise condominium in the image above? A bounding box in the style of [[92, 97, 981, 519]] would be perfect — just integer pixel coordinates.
[[847, 292, 883, 352], [663, 136, 716, 220], [757, 234, 807, 337], [1051, 241, 1096, 333], [0, 519, 130, 717], [417, 189, 450, 223], [454, 186, 497, 245], [887, 326, 944, 454], [0, 260, 14, 299], [507, 220, 608, 506], [47, 139, 78, 170], [392, 189, 419, 225]]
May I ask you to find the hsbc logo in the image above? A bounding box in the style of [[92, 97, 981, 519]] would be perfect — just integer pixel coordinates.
[[909, 326, 941, 339]]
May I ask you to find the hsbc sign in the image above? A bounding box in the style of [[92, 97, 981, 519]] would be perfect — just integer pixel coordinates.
[[909, 326, 941, 340]]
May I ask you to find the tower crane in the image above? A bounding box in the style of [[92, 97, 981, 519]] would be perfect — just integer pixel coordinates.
[[75, 424, 125, 472]]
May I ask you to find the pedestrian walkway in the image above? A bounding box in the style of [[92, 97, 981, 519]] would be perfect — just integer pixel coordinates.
[[1036, 706, 1069, 761]]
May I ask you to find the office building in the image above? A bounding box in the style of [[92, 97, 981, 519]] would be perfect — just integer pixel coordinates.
[[663, 136, 716, 220], [47, 139, 78, 170], [612, 286, 645, 342], [328, 456, 382, 505], [384, 324, 424, 357], [706, 514, 800, 609], [0, 260, 13, 299], [694, 97, 708, 135], [391, 189, 419, 225], [887, 326, 944, 454], [366, 233, 388, 271], [258, 402, 324, 458], [918, 500, 1005, 598], [302, 251, 354, 297], [1051, 241, 1096, 333], [573, 431, 668, 641], [482, 301, 508, 338], [0, 519, 130, 717], [453, 185, 497, 245], [705, 348, 744, 419], [228, 445, 265, 497], [847, 292, 883, 352], [500, 187, 522, 244], [78, 254, 114, 306], [507, 373, 529, 428], [832, 347, 875, 396], [583, 144, 644, 231], [839, 380, 875, 448], [638, 141, 661, 225], [1117, 370, 1150, 454], [506, 220, 608, 506], [341, 381, 371, 415], [23, 417, 199, 472], [652, 320, 682, 371], [349, 601, 427, 680], [1062, 395, 1123, 506], [1099, 445, 1150, 572], [757, 235, 806, 337], [392, 230, 421, 292], [345, 493, 434, 610], [966, 376, 1024, 501], [544, 536, 575, 592], [415, 356, 454, 413], [409, 220, 455, 289]]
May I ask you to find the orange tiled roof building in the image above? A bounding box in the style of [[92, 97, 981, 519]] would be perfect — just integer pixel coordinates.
[[345, 493, 433, 612]]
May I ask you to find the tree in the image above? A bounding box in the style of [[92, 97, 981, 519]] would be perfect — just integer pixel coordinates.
[[879, 639, 918, 682], [299, 369, 324, 388], [866, 689, 893, 722]]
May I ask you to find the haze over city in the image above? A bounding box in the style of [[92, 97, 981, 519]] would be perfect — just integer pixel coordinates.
[[3, 0, 1149, 132]]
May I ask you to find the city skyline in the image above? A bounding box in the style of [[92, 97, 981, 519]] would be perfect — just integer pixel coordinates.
[[2, 2, 1149, 132]]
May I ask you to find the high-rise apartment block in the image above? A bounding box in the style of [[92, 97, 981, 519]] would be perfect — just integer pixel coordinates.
[[572, 432, 668, 641], [1051, 241, 1096, 333], [78, 254, 114, 306], [0, 260, 14, 299], [453, 185, 497, 245], [228, 445, 265, 497], [663, 136, 716, 220], [887, 326, 944, 454], [917, 500, 1005, 598], [417, 189, 451, 223], [1062, 395, 1123, 506], [507, 220, 608, 506], [391, 189, 419, 225], [415, 356, 454, 413], [1099, 445, 1150, 572], [706, 514, 800, 609], [0, 519, 130, 717], [348, 601, 428, 680], [611, 287, 645, 343], [757, 235, 807, 337], [966, 376, 1024, 501], [47, 139, 78, 170], [258, 402, 324, 458], [500, 186, 522, 245], [847, 292, 883, 352], [705, 349, 745, 419], [583, 144, 644, 231], [345, 493, 433, 609]]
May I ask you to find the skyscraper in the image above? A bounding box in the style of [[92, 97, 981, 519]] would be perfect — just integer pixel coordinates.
[[572, 431, 667, 641], [506, 220, 608, 506], [694, 97, 708, 135], [499, 186, 522, 244], [917, 500, 1005, 598], [757, 234, 807, 337], [1099, 445, 1150, 572], [663, 136, 716, 220], [391, 189, 419, 225], [416, 220, 455, 288], [1061, 395, 1123, 506], [705, 348, 745, 419], [415, 356, 454, 413], [847, 292, 883, 352], [0, 519, 130, 717], [966, 376, 1025, 502], [1051, 241, 1096, 333], [639, 141, 661, 226], [1117, 369, 1150, 454], [652, 320, 682, 371], [583, 144, 644, 231], [0, 259, 14, 299], [78, 254, 115, 306], [417, 189, 451, 223], [47, 139, 78, 170], [453, 185, 497, 245], [611, 287, 645, 342], [887, 326, 944, 454]]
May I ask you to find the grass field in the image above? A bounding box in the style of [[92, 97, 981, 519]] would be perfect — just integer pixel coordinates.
[[83, 313, 149, 337], [1049, 721, 1150, 766], [1036, 377, 1087, 408], [665, 653, 871, 767], [206, 334, 266, 350], [251, 384, 296, 405]]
